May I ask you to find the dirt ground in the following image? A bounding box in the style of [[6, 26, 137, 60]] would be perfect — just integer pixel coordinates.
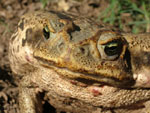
[[0, 0, 148, 113]]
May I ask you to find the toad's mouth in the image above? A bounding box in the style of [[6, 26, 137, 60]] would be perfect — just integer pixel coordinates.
[[35, 56, 135, 88]]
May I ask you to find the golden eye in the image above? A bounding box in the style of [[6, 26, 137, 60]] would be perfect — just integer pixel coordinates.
[[43, 25, 50, 40], [103, 40, 121, 56]]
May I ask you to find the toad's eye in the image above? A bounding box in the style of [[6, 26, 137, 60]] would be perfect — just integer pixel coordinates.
[[98, 40, 123, 60], [43, 25, 50, 40], [103, 41, 120, 56], [97, 32, 124, 60]]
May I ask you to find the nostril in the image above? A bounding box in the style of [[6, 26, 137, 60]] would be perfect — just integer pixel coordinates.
[[141, 52, 150, 65], [80, 47, 85, 53], [75, 46, 88, 56]]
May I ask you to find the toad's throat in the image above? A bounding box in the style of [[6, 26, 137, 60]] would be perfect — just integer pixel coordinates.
[[35, 56, 135, 88]]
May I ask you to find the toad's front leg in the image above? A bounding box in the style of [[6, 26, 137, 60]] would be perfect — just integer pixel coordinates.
[[19, 87, 42, 113], [19, 76, 43, 113]]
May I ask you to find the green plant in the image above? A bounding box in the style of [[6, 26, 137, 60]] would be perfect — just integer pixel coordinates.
[[40, 0, 50, 8], [98, 0, 150, 33], [0, 18, 11, 33]]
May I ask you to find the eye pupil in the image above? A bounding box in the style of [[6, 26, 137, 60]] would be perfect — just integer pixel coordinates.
[[104, 41, 121, 56], [43, 25, 50, 40]]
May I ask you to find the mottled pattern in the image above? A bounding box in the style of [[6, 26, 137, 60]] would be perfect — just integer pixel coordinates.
[[9, 11, 150, 113]]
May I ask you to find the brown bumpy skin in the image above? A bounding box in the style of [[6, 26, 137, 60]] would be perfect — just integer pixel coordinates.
[[9, 11, 150, 113]]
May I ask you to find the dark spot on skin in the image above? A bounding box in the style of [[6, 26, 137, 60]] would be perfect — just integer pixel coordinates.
[[18, 18, 24, 31], [26, 28, 32, 40], [22, 38, 26, 47], [22, 28, 33, 47], [73, 24, 81, 31], [67, 23, 81, 40], [25, 27, 43, 48], [26, 28, 33, 38]]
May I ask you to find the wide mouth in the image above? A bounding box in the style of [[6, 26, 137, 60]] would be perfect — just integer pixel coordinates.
[[35, 56, 135, 88]]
